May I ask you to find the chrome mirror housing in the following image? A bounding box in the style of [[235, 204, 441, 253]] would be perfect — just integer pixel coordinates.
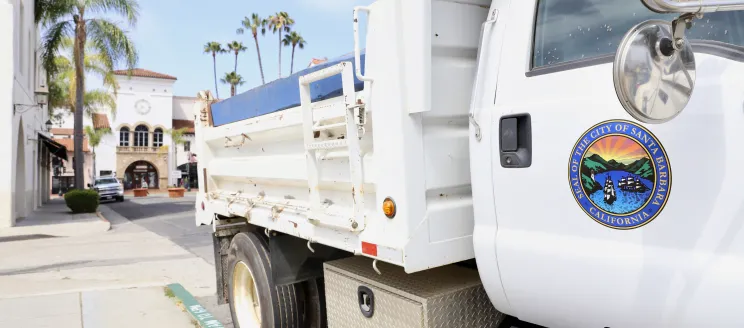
[[613, 20, 695, 124]]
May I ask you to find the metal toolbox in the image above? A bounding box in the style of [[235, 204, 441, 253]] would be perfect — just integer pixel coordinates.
[[323, 256, 505, 328]]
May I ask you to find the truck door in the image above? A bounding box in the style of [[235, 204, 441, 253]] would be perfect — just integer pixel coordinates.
[[490, 1, 744, 327]]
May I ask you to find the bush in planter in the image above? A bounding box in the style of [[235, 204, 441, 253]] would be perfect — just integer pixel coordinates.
[[64, 189, 100, 213]]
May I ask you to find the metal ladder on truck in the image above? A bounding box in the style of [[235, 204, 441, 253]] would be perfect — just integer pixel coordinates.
[[298, 62, 367, 233]]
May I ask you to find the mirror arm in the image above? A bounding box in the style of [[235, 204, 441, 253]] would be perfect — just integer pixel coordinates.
[[642, 0, 744, 13], [671, 13, 699, 50]]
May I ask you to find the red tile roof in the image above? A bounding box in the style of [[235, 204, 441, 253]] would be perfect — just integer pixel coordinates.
[[172, 119, 195, 134], [92, 113, 111, 129], [51, 128, 74, 136], [113, 68, 177, 80], [54, 137, 90, 152]]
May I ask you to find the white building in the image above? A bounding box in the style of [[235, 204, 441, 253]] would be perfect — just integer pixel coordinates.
[[53, 69, 197, 190], [1, 0, 63, 227]]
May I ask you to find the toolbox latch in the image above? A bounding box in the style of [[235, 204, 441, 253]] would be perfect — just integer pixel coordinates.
[[357, 286, 375, 318]]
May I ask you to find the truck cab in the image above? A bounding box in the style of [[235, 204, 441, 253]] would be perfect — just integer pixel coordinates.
[[471, 1, 744, 327]]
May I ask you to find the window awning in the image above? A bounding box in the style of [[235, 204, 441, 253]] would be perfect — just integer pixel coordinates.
[[38, 133, 68, 161]]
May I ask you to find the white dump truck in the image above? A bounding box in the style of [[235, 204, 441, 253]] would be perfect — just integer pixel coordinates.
[[193, 0, 744, 327]]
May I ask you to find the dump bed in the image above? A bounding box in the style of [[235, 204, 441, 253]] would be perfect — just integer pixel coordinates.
[[194, 0, 491, 273], [210, 52, 366, 126]]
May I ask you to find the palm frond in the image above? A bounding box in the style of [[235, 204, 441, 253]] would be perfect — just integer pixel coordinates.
[[40, 20, 74, 76], [35, 0, 75, 26], [167, 127, 189, 145], [86, 0, 139, 26], [83, 89, 117, 118], [86, 18, 139, 71], [85, 125, 112, 148]]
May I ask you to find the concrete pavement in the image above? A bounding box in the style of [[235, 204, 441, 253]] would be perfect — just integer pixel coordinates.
[[0, 287, 195, 328], [0, 196, 220, 327], [106, 194, 234, 327], [0, 198, 110, 239]]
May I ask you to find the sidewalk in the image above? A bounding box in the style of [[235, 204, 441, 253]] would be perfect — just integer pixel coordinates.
[[0, 200, 220, 327], [0, 198, 110, 240], [0, 287, 195, 328]]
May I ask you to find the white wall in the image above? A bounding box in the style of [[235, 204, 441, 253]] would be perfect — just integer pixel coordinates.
[[51, 75, 198, 186], [1, 0, 49, 227], [176, 134, 195, 168], [172, 96, 197, 120]]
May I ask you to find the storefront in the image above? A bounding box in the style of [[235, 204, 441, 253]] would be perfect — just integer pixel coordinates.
[[123, 160, 159, 189]]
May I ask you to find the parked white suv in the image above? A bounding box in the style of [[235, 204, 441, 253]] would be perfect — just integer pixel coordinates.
[[91, 176, 124, 202]]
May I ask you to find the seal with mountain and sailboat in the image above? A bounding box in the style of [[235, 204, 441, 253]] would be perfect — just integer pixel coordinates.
[[568, 120, 672, 229]]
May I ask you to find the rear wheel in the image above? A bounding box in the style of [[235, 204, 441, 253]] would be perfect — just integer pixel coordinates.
[[227, 232, 304, 328]]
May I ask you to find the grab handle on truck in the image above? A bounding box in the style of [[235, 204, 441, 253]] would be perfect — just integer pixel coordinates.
[[353, 6, 373, 82]]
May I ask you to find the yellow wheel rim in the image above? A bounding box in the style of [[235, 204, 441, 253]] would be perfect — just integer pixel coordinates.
[[232, 261, 262, 327]]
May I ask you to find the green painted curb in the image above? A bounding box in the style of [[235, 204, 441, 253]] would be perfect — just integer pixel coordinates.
[[166, 283, 225, 328]]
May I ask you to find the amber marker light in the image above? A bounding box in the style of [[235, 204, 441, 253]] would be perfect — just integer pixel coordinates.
[[382, 197, 396, 218]]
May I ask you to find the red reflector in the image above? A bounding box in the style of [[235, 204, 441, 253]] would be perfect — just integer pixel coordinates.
[[201, 201, 205, 210], [361, 242, 378, 257]]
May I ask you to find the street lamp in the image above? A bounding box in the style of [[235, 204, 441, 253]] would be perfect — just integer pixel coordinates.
[[45, 120, 52, 132]]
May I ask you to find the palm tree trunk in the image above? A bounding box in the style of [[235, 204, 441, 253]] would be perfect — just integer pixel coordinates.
[[73, 23, 86, 189], [174, 146, 178, 186], [212, 52, 219, 99], [254, 35, 266, 84], [291, 45, 296, 75], [92, 147, 96, 181], [231, 84, 236, 97], [278, 31, 282, 78], [234, 52, 238, 73]]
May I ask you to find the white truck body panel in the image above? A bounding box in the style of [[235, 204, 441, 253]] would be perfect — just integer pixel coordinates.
[[195, 0, 491, 273], [471, 0, 744, 327]]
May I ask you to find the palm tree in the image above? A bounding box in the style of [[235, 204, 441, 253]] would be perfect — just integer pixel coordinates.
[[226, 41, 247, 73], [282, 31, 307, 75], [237, 13, 268, 84], [204, 42, 226, 99], [220, 71, 246, 97], [84, 126, 112, 182], [268, 12, 294, 78], [167, 127, 189, 186], [37, 0, 139, 190], [50, 37, 118, 118]]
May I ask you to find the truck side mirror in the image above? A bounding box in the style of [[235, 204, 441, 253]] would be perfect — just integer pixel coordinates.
[[613, 19, 695, 124]]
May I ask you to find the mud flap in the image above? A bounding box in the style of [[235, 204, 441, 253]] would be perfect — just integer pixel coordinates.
[[269, 233, 351, 286]]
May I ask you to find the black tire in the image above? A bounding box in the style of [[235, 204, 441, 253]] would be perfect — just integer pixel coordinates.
[[302, 278, 327, 328], [118, 196, 124, 202], [227, 232, 303, 328]]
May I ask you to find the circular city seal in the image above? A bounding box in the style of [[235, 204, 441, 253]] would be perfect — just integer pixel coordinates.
[[568, 120, 671, 229]]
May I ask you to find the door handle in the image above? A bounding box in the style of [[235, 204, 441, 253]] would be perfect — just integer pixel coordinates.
[[499, 114, 531, 168]]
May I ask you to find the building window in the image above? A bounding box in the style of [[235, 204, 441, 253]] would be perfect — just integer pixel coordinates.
[[134, 125, 149, 147], [184, 141, 191, 152], [119, 127, 130, 146], [153, 128, 163, 147], [532, 0, 744, 69], [100, 170, 112, 176]]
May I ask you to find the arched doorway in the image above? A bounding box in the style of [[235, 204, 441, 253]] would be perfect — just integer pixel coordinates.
[[123, 160, 159, 190]]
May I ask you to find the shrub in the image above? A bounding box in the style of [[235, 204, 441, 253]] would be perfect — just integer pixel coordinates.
[[64, 189, 100, 213]]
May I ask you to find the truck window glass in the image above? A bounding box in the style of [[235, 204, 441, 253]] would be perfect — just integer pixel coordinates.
[[532, 0, 744, 69]]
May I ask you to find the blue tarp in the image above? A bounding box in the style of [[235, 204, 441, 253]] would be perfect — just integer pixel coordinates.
[[211, 50, 366, 126]]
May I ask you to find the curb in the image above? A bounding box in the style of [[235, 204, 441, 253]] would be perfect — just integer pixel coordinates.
[[165, 283, 225, 328], [95, 211, 112, 231]]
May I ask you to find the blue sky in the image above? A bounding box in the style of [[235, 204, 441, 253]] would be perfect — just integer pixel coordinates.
[[110, 0, 374, 98]]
